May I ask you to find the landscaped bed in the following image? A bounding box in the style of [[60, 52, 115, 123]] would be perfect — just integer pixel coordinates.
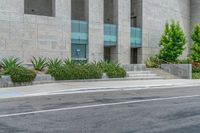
[[145, 21, 200, 79], [0, 57, 127, 87]]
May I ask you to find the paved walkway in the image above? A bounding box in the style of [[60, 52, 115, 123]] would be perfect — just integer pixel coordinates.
[[0, 79, 200, 99]]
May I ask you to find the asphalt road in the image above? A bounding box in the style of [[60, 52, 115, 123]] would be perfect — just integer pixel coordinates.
[[0, 86, 200, 133]]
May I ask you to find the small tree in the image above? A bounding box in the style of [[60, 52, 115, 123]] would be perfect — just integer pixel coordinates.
[[158, 21, 187, 63], [191, 24, 200, 62]]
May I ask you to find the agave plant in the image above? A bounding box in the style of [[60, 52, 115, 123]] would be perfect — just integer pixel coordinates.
[[145, 55, 160, 68], [0, 57, 23, 70], [63, 59, 75, 67], [31, 56, 47, 71], [97, 60, 120, 72], [47, 58, 63, 69]]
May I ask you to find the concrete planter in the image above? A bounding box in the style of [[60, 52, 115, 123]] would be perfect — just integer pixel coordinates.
[[161, 64, 192, 79], [102, 73, 109, 79], [0, 74, 54, 88]]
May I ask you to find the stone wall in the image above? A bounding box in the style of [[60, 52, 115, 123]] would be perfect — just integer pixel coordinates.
[[161, 64, 192, 79], [0, 0, 196, 65], [0, 0, 71, 64], [142, 0, 191, 63], [191, 0, 200, 33]]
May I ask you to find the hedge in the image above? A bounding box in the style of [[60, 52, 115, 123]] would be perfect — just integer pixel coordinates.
[[47, 64, 103, 80], [4, 67, 36, 83]]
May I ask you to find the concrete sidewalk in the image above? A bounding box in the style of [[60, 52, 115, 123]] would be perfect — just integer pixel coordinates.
[[0, 79, 200, 99]]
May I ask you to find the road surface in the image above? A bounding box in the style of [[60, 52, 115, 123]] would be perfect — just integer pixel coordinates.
[[0, 86, 200, 133]]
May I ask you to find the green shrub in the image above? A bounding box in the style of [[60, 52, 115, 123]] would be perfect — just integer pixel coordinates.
[[4, 67, 36, 83], [97, 61, 126, 78], [158, 21, 187, 63], [0, 57, 22, 70], [145, 55, 160, 68], [192, 62, 200, 73], [63, 59, 76, 67], [177, 58, 192, 64], [106, 67, 126, 78], [192, 73, 200, 79], [31, 56, 47, 71], [47, 63, 102, 80], [47, 58, 62, 70], [47, 60, 126, 80], [191, 24, 200, 62]]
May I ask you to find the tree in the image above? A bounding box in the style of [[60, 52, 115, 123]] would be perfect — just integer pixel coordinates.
[[158, 21, 187, 63], [191, 24, 200, 62]]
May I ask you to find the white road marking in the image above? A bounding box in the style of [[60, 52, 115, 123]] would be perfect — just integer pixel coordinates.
[[0, 94, 200, 118]]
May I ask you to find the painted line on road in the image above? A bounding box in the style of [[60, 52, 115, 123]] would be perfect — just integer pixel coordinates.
[[0, 94, 200, 118]]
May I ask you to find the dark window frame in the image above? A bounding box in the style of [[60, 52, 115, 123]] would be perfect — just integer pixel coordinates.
[[24, 0, 56, 17]]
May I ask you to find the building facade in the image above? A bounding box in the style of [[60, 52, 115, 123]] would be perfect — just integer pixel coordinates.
[[0, 0, 197, 64]]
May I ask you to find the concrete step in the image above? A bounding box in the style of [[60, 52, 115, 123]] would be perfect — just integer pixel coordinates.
[[126, 76, 164, 80], [147, 68, 179, 79], [128, 73, 158, 77], [127, 71, 153, 75], [126, 70, 165, 80]]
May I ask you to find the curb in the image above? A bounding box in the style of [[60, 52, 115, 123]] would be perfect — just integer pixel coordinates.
[[1, 82, 200, 100]]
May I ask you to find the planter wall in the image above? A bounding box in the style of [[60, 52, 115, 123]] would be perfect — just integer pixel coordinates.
[[0, 74, 54, 88], [161, 64, 192, 79]]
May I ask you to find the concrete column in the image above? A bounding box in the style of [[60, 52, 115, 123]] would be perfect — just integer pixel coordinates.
[[85, 0, 104, 62], [112, 0, 131, 65], [57, 0, 71, 59]]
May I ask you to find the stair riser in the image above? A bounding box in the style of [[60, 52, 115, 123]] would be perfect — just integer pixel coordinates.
[[128, 74, 157, 77]]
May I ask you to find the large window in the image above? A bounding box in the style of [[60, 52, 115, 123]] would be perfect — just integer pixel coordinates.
[[24, 0, 55, 17]]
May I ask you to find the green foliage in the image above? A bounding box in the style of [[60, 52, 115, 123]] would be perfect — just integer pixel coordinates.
[[97, 61, 126, 78], [63, 59, 76, 67], [191, 24, 200, 62], [0, 57, 22, 70], [145, 55, 160, 68], [31, 57, 47, 71], [192, 73, 200, 79], [177, 58, 192, 64], [4, 67, 36, 83], [47, 60, 126, 80], [47, 63, 102, 80], [192, 62, 200, 73], [158, 21, 187, 63], [47, 58, 63, 70]]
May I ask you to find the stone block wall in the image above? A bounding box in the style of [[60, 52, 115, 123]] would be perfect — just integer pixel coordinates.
[[161, 64, 192, 79], [0, 0, 71, 64], [0, 0, 197, 65], [142, 0, 191, 63]]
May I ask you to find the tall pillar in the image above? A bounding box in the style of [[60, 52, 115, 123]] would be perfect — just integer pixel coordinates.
[[112, 0, 131, 64], [60, 0, 71, 59], [86, 0, 104, 62]]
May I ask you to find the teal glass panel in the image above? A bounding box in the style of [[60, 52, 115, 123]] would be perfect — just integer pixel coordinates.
[[131, 27, 142, 48], [71, 43, 87, 59], [104, 24, 117, 46], [71, 20, 88, 44]]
